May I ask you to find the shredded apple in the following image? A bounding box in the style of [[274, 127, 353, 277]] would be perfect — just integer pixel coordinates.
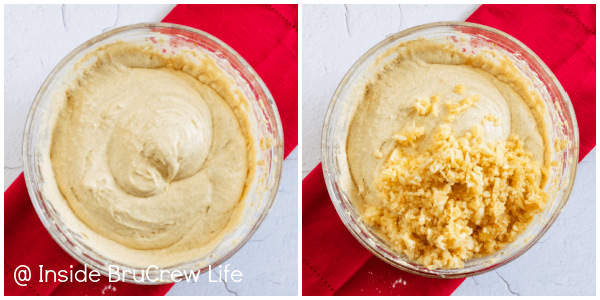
[[364, 122, 548, 269]]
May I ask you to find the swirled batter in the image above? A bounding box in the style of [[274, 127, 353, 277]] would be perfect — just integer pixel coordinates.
[[50, 41, 254, 254], [345, 39, 551, 269]]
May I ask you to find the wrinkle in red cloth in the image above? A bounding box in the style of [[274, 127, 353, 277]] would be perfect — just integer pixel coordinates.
[[302, 4, 595, 296], [302, 165, 464, 296], [5, 4, 298, 296]]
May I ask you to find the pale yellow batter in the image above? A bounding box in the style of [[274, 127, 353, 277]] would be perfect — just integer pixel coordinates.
[[348, 42, 547, 208], [49, 41, 255, 256], [345, 39, 551, 269]]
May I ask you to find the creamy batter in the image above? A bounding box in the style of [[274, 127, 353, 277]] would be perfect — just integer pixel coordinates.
[[49, 41, 255, 258], [347, 38, 549, 211], [344, 38, 551, 268]]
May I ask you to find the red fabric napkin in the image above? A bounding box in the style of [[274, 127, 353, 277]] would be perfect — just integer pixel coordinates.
[[164, 4, 299, 158], [302, 4, 595, 296], [4, 173, 175, 296], [5, 4, 298, 296], [468, 4, 595, 159]]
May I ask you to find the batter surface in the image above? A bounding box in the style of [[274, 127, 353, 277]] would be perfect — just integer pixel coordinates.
[[49, 41, 254, 258], [346, 39, 550, 269]]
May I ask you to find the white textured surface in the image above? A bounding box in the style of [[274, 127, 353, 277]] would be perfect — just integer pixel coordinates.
[[453, 147, 595, 296], [4, 4, 177, 188], [166, 149, 298, 296], [302, 4, 595, 296], [5, 4, 297, 296]]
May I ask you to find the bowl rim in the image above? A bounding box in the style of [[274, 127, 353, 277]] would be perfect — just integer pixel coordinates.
[[22, 22, 284, 284], [321, 21, 580, 278]]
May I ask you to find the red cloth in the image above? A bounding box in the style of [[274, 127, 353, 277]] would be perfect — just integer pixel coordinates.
[[4, 4, 298, 296], [467, 4, 596, 160], [4, 173, 175, 296], [302, 4, 595, 296], [163, 4, 299, 158]]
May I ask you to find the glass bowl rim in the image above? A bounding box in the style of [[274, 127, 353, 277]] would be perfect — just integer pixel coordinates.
[[22, 22, 284, 284], [321, 21, 579, 278]]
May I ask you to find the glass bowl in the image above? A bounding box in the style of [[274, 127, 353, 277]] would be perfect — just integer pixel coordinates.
[[23, 23, 284, 284], [322, 22, 579, 279]]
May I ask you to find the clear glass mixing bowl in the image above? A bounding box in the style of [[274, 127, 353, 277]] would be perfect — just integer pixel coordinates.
[[23, 23, 284, 284], [322, 22, 579, 279]]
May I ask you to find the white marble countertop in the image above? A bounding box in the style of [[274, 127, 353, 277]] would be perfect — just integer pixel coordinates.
[[302, 4, 595, 296], [5, 4, 297, 296]]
